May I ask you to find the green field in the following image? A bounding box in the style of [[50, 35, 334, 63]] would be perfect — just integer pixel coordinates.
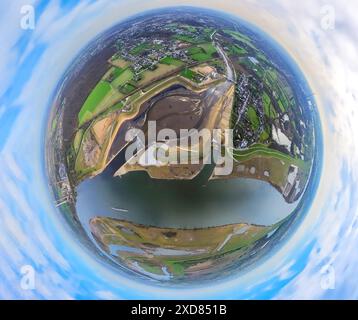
[[264, 69, 295, 113], [198, 43, 217, 56], [103, 101, 125, 116], [189, 43, 217, 62], [224, 30, 257, 51], [51, 116, 58, 132], [110, 57, 131, 69], [137, 63, 178, 86], [259, 129, 270, 142], [263, 92, 277, 118], [77, 67, 134, 125], [73, 129, 84, 154], [111, 67, 124, 78], [119, 83, 136, 95], [232, 143, 308, 169], [78, 81, 112, 125], [104, 67, 124, 82], [130, 42, 163, 56], [230, 44, 248, 56], [187, 46, 202, 55], [164, 260, 185, 276], [174, 34, 199, 43], [130, 42, 150, 55], [180, 69, 200, 82], [160, 56, 184, 66], [211, 59, 225, 71], [278, 100, 286, 112], [191, 53, 210, 62], [247, 106, 260, 130], [112, 68, 134, 88], [257, 52, 271, 65]]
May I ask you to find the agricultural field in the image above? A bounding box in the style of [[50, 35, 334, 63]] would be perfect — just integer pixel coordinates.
[[160, 56, 184, 67], [130, 42, 163, 55], [111, 68, 134, 88], [232, 143, 308, 169], [247, 106, 260, 131], [78, 81, 112, 126], [180, 68, 201, 83], [263, 68, 294, 113], [188, 42, 217, 62], [263, 92, 277, 119], [137, 63, 179, 86], [118, 83, 136, 95], [73, 129, 84, 154], [223, 29, 258, 51], [109, 57, 131, 69], [174, 34, 201, 44], [230, 44, 248, 56]]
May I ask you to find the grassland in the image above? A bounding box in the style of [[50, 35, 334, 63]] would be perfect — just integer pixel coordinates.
[[232, 143, 308, 170], [188, 46, 202, 55], [137, 63, 179, 86], [264, 68, 295, 113], [160, 56, 184, 67], [77, 66, 135, 126], [230, 44, 248, 56], [111, 67, 124, 79], [109, 57, 131, 69], [119, 83, 136, 95], [259, 129, 270, 142], [180, 68, 201, 82], [223, 30, 258, 51], [263, 92, 277, 119], [78, 81, 112, 126], [73, 129, 84, 154], [191, 53, 210, 62], [247, 106, 260, 130], [199, 43, 217, 56], [112, 68, 134, 88], [103, 101, 124, 116], [130, 42, 151, 55], [188, 42, 217, 62], [174, 34, 200, 44]]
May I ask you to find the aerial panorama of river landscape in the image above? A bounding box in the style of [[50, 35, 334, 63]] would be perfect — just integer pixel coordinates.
[[1, 0, 358, 300]]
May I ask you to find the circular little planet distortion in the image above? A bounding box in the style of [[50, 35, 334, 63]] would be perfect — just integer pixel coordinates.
[[46, 7, 320, 284]]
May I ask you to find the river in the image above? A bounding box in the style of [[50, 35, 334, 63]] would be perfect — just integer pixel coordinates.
[[76, 165, 297, 234]]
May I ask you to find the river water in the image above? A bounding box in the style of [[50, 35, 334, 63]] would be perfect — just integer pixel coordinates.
[[76, 164, 297, 232]]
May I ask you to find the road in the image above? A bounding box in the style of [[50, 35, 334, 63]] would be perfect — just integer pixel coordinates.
[[211, 31, 236, 83]]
